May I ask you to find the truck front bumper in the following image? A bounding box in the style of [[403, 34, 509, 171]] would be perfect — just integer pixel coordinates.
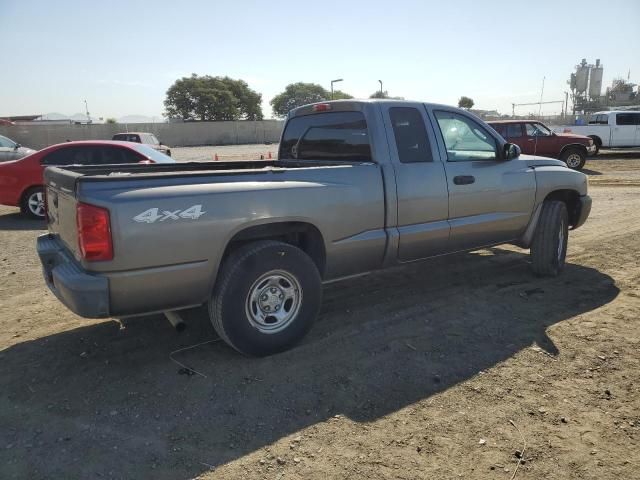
[[37, 234, 110, 318], [573, 194, 592, 230]]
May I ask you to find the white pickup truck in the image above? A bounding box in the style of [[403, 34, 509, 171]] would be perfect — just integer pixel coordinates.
[[557, 111, 640, 153]]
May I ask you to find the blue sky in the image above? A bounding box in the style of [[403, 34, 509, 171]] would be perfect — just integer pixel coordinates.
[[2, 0, 639, 119]]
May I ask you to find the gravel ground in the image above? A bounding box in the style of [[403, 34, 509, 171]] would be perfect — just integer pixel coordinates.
[[0, 150, 639, 479], [172, 144, 279, 163]]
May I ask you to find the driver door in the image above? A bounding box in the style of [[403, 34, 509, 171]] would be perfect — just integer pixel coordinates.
[[432, 110, 536, 251], [524, 122, 555, 157]]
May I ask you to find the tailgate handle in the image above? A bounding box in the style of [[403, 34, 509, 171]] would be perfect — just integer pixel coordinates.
[[453, 175, 475, 185]]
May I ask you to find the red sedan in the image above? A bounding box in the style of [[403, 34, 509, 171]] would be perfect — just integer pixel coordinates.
[[0, 140, 174, 218]]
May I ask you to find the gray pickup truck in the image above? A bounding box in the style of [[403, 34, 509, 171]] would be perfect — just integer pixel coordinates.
[[38, 100, 591, 356]]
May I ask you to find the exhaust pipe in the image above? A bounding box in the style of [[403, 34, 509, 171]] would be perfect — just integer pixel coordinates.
[[165, 311, 186, 332]]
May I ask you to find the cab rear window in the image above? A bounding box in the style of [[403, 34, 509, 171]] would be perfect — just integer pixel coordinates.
[[279, 112, 371, 161]]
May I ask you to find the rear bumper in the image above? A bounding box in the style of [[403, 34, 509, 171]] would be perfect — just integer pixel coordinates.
[[37, 234, 110, 318], [573, 194, 592, 229]]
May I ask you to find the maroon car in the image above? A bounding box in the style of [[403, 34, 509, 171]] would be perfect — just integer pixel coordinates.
[[488, 120, 596, 170]]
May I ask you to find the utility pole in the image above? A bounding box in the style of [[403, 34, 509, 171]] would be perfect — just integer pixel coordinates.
[[330, 78, 343, 100], [84, 99, 91, 124], [378, 80, 383, 95]]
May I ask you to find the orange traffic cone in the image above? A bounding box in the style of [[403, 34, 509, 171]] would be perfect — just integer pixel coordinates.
[[268, 151, 272, 159], [214, 153, 219, 161]]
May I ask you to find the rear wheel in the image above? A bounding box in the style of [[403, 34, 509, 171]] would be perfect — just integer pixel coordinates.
[[588, 136, 601, 154], [561, 148, 586, 170], [20, 186, 46, 219], [208, 240, 322, 356], [531, 201, 568, 277]]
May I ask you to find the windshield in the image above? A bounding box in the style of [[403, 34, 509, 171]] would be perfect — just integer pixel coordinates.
[[0, 135, 16, 148], [126, 143, 175, 163], [527, 123, 552, 137]]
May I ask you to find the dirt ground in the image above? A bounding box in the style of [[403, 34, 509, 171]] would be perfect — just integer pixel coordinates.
[[1, 151, 639, 480]]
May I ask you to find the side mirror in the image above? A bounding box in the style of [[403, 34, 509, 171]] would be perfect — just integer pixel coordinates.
[[14, 143, 21, 150], [503, 143, 521, 160]]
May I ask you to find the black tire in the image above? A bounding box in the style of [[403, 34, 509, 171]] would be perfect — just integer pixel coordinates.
[[166, 150, 171, 157], [531, 201, 568, 277], [561, 147, 586, 170], [20, 186, 46, 219], [208, 240, 322, 356]]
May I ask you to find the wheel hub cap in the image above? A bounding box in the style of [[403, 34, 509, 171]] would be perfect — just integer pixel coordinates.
[[28, 192, 45, 217], [566, 154, 580, 168], [246, 270, 302, 334]]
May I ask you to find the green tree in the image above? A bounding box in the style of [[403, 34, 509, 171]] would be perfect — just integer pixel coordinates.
[[332, 90, 353, 100], [458, 96, 474, 109], [370, 90, 389, 99], [270, 83, 329, 118], [105, 118, 117, 124], [164, 74, 263, 121]]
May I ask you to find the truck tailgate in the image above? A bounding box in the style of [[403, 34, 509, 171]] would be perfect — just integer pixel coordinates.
[[45, 167, 82, 259]]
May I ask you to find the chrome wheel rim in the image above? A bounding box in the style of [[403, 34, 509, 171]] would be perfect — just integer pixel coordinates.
[[566, 153, 581, 168], [245, 270, 302, 334], [558, 220, 565, 261], [28, 191, 45, 217]]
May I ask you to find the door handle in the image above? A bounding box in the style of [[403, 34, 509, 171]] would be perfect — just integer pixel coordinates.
[[453, 175, 475, 185]]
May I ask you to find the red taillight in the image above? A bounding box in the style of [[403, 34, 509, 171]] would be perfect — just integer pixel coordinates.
[[76, 203, 113, 261], [312, 103, 332, 112]]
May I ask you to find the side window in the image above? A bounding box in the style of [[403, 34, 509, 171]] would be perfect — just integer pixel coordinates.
[[506, 124, 523, 138], [434, 111, 497, 162], [389, 107, 433, 163], [98, 147, 142, 164], [491, 124, 507, 138], [616, 114, 635, 126], [279, 111, 371, 161], [616, 113, 640, 125], [41, 146, 92, 165]]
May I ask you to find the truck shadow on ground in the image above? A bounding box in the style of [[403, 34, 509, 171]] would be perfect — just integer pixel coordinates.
[[0, 248, 619, 479], [0, 210, 46, 231]]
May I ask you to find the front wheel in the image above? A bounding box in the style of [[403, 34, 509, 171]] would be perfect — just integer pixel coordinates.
[[530, 200, 568, 277], [561, 148, 586, 170], [209, 240, 322, 356], [20, 186, 46, 219]]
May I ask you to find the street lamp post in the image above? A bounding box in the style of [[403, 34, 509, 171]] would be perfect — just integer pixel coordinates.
[[378, 80, 383, 95], [331, 78, 343, 100]]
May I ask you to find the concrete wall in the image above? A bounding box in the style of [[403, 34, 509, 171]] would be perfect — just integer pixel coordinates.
[[0, 120, 284, 150]]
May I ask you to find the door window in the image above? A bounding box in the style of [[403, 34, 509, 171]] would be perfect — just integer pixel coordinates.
[[98, 146, 143, 164], [0, 135, 16, 148], [434, 111, 497, 161], [506, 124, 524, 138], [389, 107, 433, 163], [41, 146, 94, 165], [616, 113, 640, 125], [279, 112, 371, 161], [491, 124, 507, 138], [525, 123, 552, 137]]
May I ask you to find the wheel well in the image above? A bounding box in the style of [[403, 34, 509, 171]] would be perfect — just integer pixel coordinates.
[[545, 190, 580, 227], [223, 222, 326, 277], [559, 144, 587, 157], [20, 185, 43, 204], [588, 135, 602, 147]]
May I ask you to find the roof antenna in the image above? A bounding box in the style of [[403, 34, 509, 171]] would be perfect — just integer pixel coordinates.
[[534, 76, 545, 158]]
